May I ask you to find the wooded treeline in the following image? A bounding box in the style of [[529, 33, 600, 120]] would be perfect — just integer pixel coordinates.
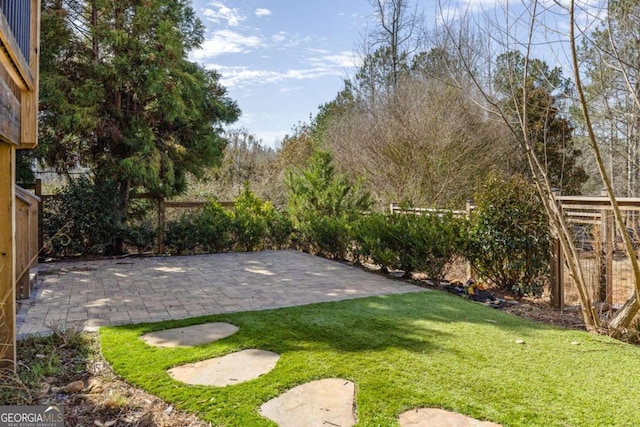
[[24, 0, 638, 207], [184, 0, 618, 210], [20, 0, 640, 331]]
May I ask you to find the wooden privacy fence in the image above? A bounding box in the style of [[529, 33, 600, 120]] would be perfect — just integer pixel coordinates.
[[389, 202, 473, 217], [15, 185, 39, 299], [22, 181, 235, 255]]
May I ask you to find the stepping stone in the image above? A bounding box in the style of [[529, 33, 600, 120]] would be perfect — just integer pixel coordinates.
[[141, 322, 239, 347], [399, 408, 502, 427], [168, 349, 279, 386], [260, 378, 356, 427]]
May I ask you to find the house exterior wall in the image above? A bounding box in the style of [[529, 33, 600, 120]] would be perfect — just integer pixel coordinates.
[[0, 0, 40, 370]]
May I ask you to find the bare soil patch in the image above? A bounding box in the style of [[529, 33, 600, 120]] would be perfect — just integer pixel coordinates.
[[7, 332, 209, 427]]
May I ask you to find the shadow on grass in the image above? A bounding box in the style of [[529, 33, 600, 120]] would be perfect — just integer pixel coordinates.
[[100, 289, 640, 427], [107, 290, 558, 358]]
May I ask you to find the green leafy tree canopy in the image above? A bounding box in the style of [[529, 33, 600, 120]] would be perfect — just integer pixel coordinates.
[[494, 50, 588, 193], [38, 0, 240, 199]]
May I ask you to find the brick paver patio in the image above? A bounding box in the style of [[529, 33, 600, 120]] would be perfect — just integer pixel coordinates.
[[17, 250, 426, 337]]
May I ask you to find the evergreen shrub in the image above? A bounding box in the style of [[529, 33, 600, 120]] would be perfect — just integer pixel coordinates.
[[164, 200, 232, 255], [285, 150, 372, 259], [354, 210, 464, 282], [44, 176, 128, 255], [230, 184, 292, 251], [465, 172, 550, 296]]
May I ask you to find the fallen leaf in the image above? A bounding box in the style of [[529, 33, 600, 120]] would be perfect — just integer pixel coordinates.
[[38, 382, 50, 397], [64, 380, 85, 393]]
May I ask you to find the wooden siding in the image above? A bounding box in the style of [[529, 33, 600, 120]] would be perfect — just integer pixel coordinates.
[[20, 0, 39, 148], [0, 71, 19, 144], [0, 3, 34, 91], [0, 0, 39, 148], [0, 144, 16, 369]]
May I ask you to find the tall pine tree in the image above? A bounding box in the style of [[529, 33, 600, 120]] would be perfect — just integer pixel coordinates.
[[494, 50, 588, 194]]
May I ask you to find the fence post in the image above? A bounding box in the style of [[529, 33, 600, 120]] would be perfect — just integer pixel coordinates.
[[550, 189, 563, 308], [35, 178, 42, 255], [600, 189, 614, 304], [0, 144, 17, 370], [157, 198, 166, 254], [465, 199, 476, 281]]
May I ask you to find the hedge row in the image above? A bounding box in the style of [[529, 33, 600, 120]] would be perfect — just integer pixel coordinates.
[[44, 160, 549, 296]]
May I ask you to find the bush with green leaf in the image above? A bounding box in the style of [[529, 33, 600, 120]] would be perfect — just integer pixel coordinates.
[[286, 150, 372, 259], [164, 200, 232, 255], [406, 211, 466, 284], [465, 172, 550, 296], [264, 207, 293, 250], [352, 212, 393, 267], [164, 212, 199, 255], [164, 189, 291, 254], [44, 176, 128, 256], [230, 184, 292, 251], [230, 185, 269, 251], [124, 220, 157, 253], [354, 211, 464, 282]]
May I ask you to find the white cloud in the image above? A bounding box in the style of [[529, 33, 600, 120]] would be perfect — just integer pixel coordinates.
[[272, 32, 287, 43], [190, 29, 262, 59], [202, 1, 245, 27], [307, 50, 356, 68], [209, 64, 346, 90], [280, 86, 304, 93], [255, 8, 272, 17], [268, 31, 317, 48]]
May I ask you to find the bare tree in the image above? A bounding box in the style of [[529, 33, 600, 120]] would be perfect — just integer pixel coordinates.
[[370, 0, 424, 86], [185, 129, 285, 206], [353, 0, 425, 99], [439, 0, 601, 330], [440, 0, 640, 332], [578, 0, 640, 197], [325, 77, 513, 209], [568, 0, 640, 329]]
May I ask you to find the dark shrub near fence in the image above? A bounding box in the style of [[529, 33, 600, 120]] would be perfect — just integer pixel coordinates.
[[44, 177, 130, 256], [164, 187, 292, 255], [464, 172, 550, 297], [353, 211, 466, 283]]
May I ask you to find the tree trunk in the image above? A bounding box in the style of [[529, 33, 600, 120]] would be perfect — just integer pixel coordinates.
[[609, 293, 640, 330]]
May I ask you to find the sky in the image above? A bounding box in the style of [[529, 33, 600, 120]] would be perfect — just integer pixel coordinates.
[[188, 0, 387, 147], [187, 1, 603, 148]]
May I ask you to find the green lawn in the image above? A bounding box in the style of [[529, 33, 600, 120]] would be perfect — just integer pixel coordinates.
[[100, 291, 640, 426]]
